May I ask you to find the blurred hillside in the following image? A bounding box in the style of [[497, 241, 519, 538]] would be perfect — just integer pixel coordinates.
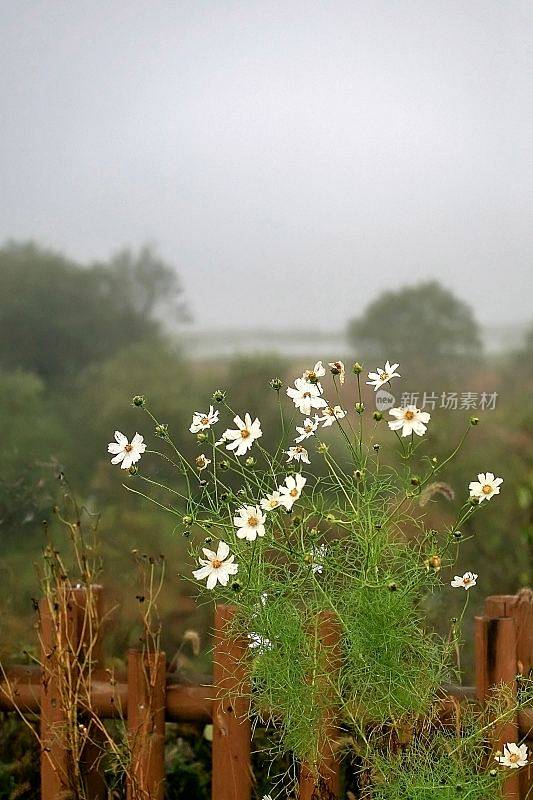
[[0, 241, 532, 675]]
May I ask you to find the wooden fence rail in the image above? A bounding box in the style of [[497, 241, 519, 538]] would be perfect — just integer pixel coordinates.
[[1, 590, 532, 799]]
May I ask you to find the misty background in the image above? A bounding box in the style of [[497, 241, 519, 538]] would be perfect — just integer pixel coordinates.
[[1, 0, 532, 344]]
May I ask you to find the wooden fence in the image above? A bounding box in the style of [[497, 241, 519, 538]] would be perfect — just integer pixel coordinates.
[[1, 588, 532, 799]]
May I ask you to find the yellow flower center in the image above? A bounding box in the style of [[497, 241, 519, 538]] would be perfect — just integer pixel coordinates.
[[212, 558, 222, 569], [509, 753, 520, 763], [305, 424, 313, 432], [463, 577, 471, 585], [482, 484, 492, 494], [380, 372, 388, 380], [124, 444, 133, 452], [303, 391, 311, 398], [248, 516, 258, 527], [290, 488, 298, 497], [296, 446, 304, 453], [404, 410, 415, 421], [269, 499, 278, 508], [201, 416, 209, 425], [308, 371, 317, 381], [241, 429, 250, 438]]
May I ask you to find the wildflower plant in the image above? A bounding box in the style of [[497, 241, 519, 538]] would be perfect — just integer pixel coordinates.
[[111, 359, 526, 794]]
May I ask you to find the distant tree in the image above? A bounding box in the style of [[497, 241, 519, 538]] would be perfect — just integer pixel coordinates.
[[347, 281, 482, 367], [0, 241, 189, 382]]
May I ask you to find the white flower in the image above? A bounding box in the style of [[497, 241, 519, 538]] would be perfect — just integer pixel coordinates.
[[278, 474, 307, 510], [223, 413, 262, 456], [451, 571, 478, 590], [328, 360, 346, 384], [366, 361, 401, 391], [262, 796, 273, 800], [388, 405, 430, 437], [469, 472, 503, 503], [287, 378, 327, 416], [302, 361, 326, 383], [319, 405, 347, 427], [311, 544, 327, 574], [195, 454, 211, 471], [247, 632, 272, 652], [189, 405, 219, 434], [192, 541, 238, 590], [260, 491, 283, 511], [233, 505, 266, 541], [285, 446, 310, 465], [495, 742, 528, 769], [295, 417, 319, 443], [107, 431, 146, 470]]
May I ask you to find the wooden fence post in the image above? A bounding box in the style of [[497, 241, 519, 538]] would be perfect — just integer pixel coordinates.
[[72, 585, 107, 799], [299, 611, 341, 800], [40, 591, 78, 800], [475, 595, 520, 800], [127, 649, 166, 800], [212, 604, 252, 800]]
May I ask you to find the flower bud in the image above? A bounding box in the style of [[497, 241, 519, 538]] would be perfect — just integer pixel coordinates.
[[199, 479, 207, 487], [489, 769, 497, 778], [355, 402, 365, 414], [317, 442, 329, 454], [132, 395, 146, 407], [325, 513, 335, 523], [410, 476, 420, 486], [128, 465, 138, 476], [373, 411, 383, 421], [269, 377, 283, 391], [388, 582, 397, 591], [196, 431, 208, 443], [212, 389, 226, 402], [470, 416, 479, 426], [155, 423, 168, 438], [245, 457, 256, 467], [231, 581, 242, 592], [220, 492, 230, 502], [182, 515, 193, 526], [204, 536, 212, 544], [219, 460, 230, 471], [354, 469, 364, 480], [292, 515, 302, 526], [452, 530, 462, 540], [352, 362, 363, 374], [469, 495, 480, 506], [373, 443, 380, 451]]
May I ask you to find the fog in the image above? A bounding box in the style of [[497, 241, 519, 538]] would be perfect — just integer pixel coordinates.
[[1, 1, 532, 330]]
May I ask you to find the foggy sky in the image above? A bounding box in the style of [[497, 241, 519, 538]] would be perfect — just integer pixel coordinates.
[[1, 1, 532, 330]]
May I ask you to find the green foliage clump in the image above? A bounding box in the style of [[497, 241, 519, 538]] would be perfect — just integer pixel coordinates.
[[369, 731, 501, 800]]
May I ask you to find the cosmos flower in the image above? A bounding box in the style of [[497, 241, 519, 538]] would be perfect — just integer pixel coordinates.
[[108, 431, 146, 470], [319, 405, 347, 427], [223, 413, 262, 456], [278, 474, 307, 510], [287, 378, 327, 416], [450, 572, 478, 590], [247, 632, 272, 652], [192, 541, 238, 589], [233, 505, 266, 541], [189, 405, 219, 434], [302, 361, 326, 383], [469, 473, 503, 503], [328, 360, 346, 384], [285, 446, 310, 465], [260, 491, 283, 511], [388, 405, 430, 437], [295, 417, 319, 443], [366, 361, 401, 391], [195, 454, 211, 471], [310, 544, 327, 574], [495, 743, 528, 769]]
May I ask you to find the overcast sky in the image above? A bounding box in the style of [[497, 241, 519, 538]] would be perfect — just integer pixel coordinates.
[[1, 1, 531, 330]]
